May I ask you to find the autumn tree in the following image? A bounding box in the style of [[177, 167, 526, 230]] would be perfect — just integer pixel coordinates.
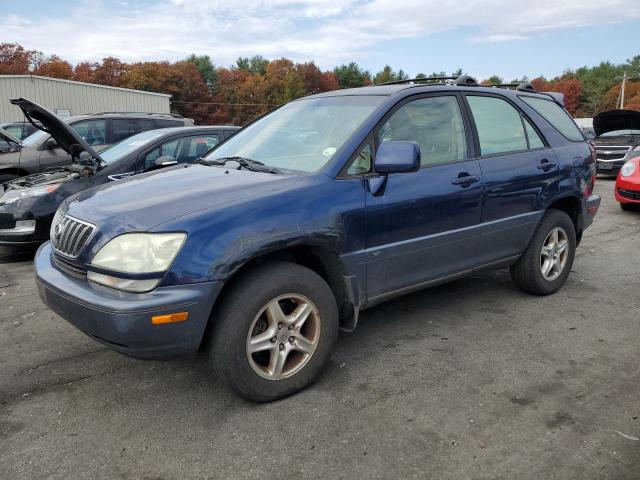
[[92, 57, 128, 86], [598, 81, 640, 113], [35, 55, 73, 79], [333, 62, 371, 88], [73, 61, 98, 82], [530, 76, 583, 116], [0, 43, 37, 74], [262, 58, 305, 104], [295, 61, 338, 95]]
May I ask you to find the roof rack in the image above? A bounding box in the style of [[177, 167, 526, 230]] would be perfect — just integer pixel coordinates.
[[89, 111, 184, 118], [485, 82, 537, 92], [379, 74, 480, 87]]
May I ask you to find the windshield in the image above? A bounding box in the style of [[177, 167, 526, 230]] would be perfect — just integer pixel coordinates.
[[21, 128, 49, 146], [600, 129, 640, 137], [99, 129, 167, 164], [204, 95, 386, 173]]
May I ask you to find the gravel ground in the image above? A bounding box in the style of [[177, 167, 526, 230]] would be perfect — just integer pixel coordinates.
[[1, 179, 639, 480]]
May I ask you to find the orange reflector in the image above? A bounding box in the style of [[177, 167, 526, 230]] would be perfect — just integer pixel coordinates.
[[151, 312, 189, 325]]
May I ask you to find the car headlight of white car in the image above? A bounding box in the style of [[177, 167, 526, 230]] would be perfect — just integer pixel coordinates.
[[0, 184, 60, 205], [87, 232, 186, 292], [620, 161, 636, 177]]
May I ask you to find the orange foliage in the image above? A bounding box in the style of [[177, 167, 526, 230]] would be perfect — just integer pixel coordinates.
[[530, 76, 582, 116], [598, 82, 640, 113]]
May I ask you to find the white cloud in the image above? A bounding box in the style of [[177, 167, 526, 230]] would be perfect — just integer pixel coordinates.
[[3, 0, 640, 69]]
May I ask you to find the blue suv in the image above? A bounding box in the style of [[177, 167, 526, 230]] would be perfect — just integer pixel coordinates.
[[35, 76, 600, 401]]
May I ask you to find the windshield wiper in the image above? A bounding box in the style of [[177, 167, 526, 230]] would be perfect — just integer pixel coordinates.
[[196, 156, 282, 174]]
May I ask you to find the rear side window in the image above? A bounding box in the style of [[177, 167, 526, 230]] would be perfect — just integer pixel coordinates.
[[523, 117, 545, 149], [155, 119, 183, 128], [519, 96, 583, 142], [467, 96, 527, 155], [72, 119, 107, 146], [112, 119, 157, 143]]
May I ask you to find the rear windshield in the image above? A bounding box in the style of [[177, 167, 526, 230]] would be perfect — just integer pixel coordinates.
[[519, 96, 583, 142]]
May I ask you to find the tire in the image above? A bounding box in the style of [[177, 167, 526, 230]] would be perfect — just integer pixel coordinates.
[[0, 174, 17, 185], [211, 261, 339, 402], [510, 209, 576, 296], [620, 202, 636, 212]]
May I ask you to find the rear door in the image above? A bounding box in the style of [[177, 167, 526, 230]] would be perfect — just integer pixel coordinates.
[[364, 93, 483, 300], [463, 93, 559, 265]]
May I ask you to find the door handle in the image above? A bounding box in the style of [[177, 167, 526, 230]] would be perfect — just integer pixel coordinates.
[[451, 173, 480, 186], [537, 159, 557, 171]]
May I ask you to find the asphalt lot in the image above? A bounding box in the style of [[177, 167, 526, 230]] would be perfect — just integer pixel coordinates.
[[1, 178, 639, 480]]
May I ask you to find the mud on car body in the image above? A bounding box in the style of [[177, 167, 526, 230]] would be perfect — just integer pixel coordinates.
[[0, 98, 238, 246], [35, 77, 600, 401]]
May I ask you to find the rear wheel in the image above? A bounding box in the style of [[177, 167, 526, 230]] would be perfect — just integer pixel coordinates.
[[211, 261, 339, 402], [510, 209, 576, 295], [0, 174, 17, 185]]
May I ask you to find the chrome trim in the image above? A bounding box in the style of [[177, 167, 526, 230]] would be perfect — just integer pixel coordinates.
[[50, 213, 96, 258]]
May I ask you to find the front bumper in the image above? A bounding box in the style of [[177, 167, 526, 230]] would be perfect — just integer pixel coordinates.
[[0, 205, 53, 246], [615, 176, 640, 204], [35, 242, 223, 359], [596, 159, 626, 174]]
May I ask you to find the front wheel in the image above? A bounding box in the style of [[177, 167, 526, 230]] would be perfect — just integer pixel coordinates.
[[510, 209, 576, 296], [211, 261, 339, 402]]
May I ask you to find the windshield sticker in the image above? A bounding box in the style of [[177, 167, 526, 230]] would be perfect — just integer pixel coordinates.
[[323, 147, 336, 157]]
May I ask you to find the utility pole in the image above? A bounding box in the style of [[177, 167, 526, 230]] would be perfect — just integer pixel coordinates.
[[620, 71, 627, 109]]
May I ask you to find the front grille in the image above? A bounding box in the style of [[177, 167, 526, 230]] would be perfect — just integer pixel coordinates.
[[50, 211, 95, 258], [595, 145, 631, 161], [618, 188, 640, 201]]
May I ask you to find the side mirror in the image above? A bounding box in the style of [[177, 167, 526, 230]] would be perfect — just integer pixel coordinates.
[[44, 138, 59, 150], [374, 141, 420, 174], [154, 155, 177, 167]]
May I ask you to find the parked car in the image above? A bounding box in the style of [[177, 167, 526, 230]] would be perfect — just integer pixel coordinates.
[[0, 99, 238, 246], [0, 103, 194, 183], [34, 77, 600, 401], [615, 157, 640, 210], [0, 127, 21, 154], [592, 109, 640, 175], [0, 121, 40, 140]]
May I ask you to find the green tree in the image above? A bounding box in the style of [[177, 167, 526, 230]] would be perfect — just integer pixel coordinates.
[[374, 65, 408, 84], [481, 75, 504, 85], [185, 54, 217, 90], [235, 55, 269, 75], [333, 62, 372, 88]]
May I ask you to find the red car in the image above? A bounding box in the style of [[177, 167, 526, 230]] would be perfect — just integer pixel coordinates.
[[615, 157, 640, 210]]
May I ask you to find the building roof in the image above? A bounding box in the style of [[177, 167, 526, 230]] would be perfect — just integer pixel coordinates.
[[0, 75, 171, 98]]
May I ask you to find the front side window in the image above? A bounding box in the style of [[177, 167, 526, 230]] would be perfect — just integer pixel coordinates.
[[378, 96, 467, 166], [72, 119, 107, 146], [467, 96, 528, 155], [346, 142, 372, 175], [519, 96, 583, 142], [204, 95, 386, 173]]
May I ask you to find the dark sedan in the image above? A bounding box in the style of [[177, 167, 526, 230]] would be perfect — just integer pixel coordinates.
[[0, 99, 238, 246]]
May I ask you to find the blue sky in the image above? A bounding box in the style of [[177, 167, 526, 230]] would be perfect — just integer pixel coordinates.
[[4, 0, 640, 80]]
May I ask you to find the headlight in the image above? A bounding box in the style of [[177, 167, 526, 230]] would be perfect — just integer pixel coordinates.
[[621, 161, 636, 177], [87, 233, 186, 292], [0, 184, 60, 205]]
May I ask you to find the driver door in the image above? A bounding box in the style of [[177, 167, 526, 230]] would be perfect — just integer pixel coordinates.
[[364, 94, 484, 300]]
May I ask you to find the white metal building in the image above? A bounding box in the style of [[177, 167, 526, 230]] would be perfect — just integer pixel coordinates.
[[0, 75, 171, 122]]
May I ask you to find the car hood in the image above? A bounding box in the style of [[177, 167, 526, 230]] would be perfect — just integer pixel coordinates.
[[64, 164, 300, 232], [593, 109, 640, 136], [9, 98, 104, 165]]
